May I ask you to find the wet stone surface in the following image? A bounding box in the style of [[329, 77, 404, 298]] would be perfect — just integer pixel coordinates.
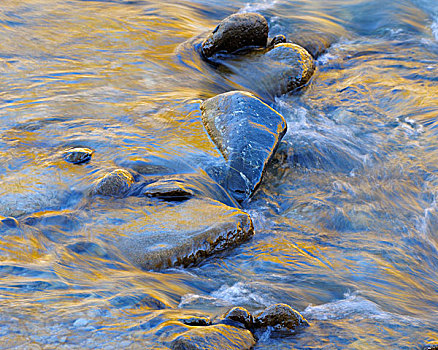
[[201, 12, 269, 58], [115, 197, 254, 270], [92, 169, 135, 198], [63, 147, 94, 164], [217, 42, 315, 97], [201, 90, 287, 203], [254, 303, 310, 333]]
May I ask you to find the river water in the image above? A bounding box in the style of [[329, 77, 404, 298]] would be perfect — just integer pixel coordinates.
[[1, 0, 438, 348]]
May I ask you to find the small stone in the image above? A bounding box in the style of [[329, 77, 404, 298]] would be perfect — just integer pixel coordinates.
[[63, 147, 93, 164], [181, 316, 211, 327], [222, 307, 254, 329], [92, 169, 134, 198], [254, 303, 309, 331], [1, 217, 19, 228], [202, 13, 269, 58]]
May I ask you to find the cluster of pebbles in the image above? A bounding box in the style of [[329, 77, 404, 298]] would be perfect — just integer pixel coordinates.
[[1, 12, 326, 349]]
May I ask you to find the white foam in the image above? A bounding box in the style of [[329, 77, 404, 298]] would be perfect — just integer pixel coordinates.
[[432, 16, 438, 41], [211, 282, 274, 307], [303, 292, 421, 326], [239, 0, 278, 13]]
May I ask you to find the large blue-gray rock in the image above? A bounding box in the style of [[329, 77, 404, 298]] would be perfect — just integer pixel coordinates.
[[201, 91, 287, 202], [201, 13, 269, 58]]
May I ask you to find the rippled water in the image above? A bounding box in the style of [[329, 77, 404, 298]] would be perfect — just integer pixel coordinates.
[[1, 0, 438, 348]]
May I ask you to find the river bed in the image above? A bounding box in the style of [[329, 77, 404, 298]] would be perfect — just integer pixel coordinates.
[[1, 0, 438, 348]]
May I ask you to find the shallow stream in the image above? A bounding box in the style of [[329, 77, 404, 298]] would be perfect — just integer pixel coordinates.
[[1, 0, 438, 348]]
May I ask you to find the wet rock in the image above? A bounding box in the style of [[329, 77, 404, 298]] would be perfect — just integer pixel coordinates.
[[201, 12, 269, 58], [23, 211, 81, 231], [181, 316, 211, 327], [143, 180, 193, 201], [63, 147, 93, 164], [139, 173, 239, 208], [220, 43, 315, 96], [116, 197, 253, 270], [170, 324, 255, 350], [220, 307, 254, 329], [254, 303, 309, 332], [291, 33, 337, 59], [201, 91, 287, 202], [1, 217, 19, 228], [92, 169, 134, 198]]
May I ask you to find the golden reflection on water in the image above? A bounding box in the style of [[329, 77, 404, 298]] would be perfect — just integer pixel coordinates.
[[0, 0, 438, 348]]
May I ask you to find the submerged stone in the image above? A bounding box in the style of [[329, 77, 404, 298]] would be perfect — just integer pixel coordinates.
[[291, 32, 336, 59], [254, 303, 309, 332], [219, 43, 315, 96], [116, 198, 253, 270], [170, 324, 255, 350], [63, 147, 94, 164], [92, 169, 134, 198], [201, 12, 269, 58], [201, 91, 287, 202], [140, 173, 239, 208]]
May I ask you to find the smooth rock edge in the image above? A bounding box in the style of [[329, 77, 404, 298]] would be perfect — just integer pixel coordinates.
[[201, 12, 269, 58]]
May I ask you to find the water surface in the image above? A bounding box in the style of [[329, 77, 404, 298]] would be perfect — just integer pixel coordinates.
[[1, 0, 438, 348]]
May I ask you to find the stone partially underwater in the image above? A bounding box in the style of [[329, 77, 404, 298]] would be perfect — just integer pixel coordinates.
[[201, 90, 287, 203], [115, 197, 254, 270], [196, 12, 316, 97]]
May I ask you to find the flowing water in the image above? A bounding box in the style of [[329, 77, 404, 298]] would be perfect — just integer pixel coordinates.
[[1, 0, 438, 348]]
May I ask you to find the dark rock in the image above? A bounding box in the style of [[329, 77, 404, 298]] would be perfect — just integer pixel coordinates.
[[221, 307, 254, 329], [170, 324, 255, 350], [140, 173, 239, 208], [63, 147, 93, 164], [92, 169, 134, 198], [181, 316, 211, 327], [201, 13, 269, 58], [219, 43, 315, 96], [1, 217, 19, 228], [116, 198, 253, 270], [201, 91, 287, 202], [254, 303, 309, 332], [143, 180, 193, 201], [291, 33, 336, 59]]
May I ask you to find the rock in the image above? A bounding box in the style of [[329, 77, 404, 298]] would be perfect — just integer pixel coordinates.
[[201, 91, 287, 202], [181, 316, 211, 327], [1, 217, 19, 228], [63, 147, 93, 164], [116, 198, 253, 270], [291, 33, 337, 59], [254, 303, 309, 332], [220, 307, 254, 329], [201, 13, 269, 58], [139, 173, 239, 208], [219, 43, 315, 96], [92, 169, 134, 198], [170, 324, 255, 350]]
